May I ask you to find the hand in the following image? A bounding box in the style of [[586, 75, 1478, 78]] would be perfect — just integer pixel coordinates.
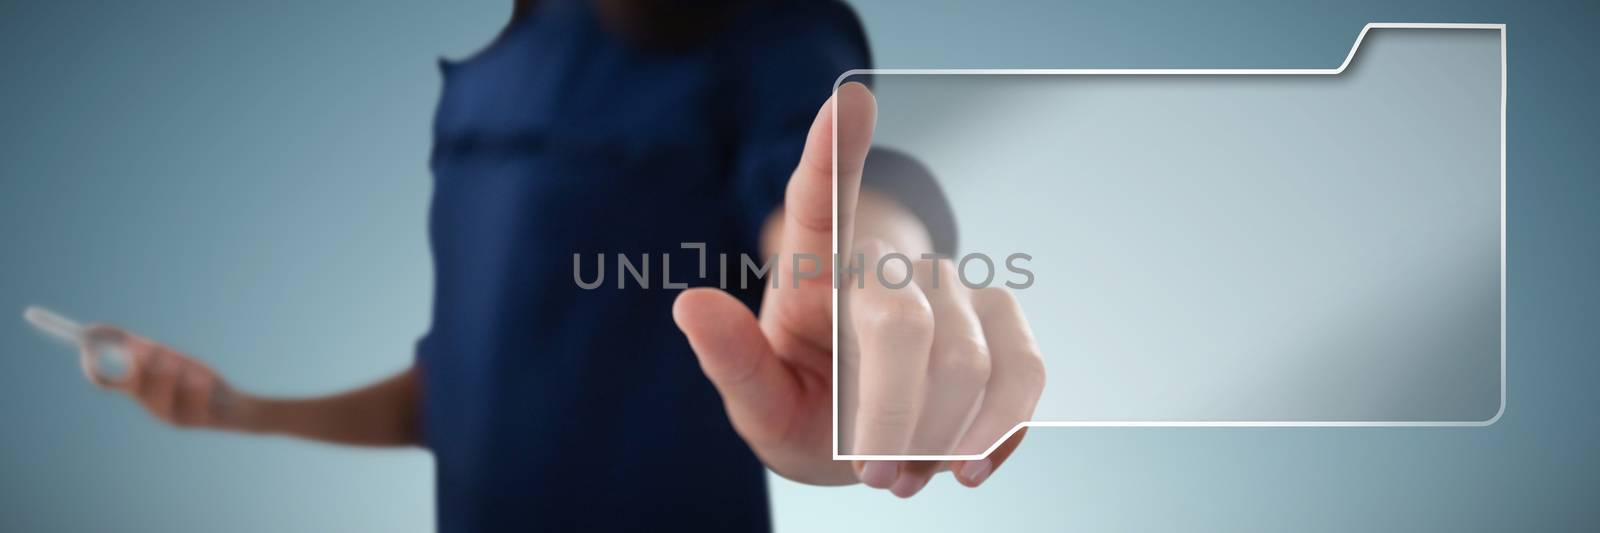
[[80, 325, 236, 429], [673, 82, 1045, 497], [840, 240, 1045, 496]]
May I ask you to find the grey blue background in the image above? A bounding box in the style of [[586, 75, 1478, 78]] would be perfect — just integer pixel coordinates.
[[0, 0, 1595, 531], [856, 28, 1502, 424]]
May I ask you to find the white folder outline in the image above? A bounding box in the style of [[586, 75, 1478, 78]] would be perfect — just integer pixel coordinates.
[[830, 23, 1508, 461]]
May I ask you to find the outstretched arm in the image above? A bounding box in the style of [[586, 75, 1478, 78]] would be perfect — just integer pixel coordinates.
[[674, 83, 1045, 498], [233, 367, 421, 446], [83, 324, 422, 447]]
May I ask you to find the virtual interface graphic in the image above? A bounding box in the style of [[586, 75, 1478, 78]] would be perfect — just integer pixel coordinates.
[[837, 26, 1505, 459]]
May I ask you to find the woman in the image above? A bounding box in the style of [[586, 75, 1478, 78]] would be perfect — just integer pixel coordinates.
[[84, 0, 1043, 530]]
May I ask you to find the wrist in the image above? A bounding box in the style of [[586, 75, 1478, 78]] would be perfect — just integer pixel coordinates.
[[215, 390, 272, 434]]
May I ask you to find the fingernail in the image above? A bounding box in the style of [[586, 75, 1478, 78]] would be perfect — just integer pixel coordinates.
[[890, 470, 930, 498], [961, 459, 993, 486], [860, 461, 898, 489]]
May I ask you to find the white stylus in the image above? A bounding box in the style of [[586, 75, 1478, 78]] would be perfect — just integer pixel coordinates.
[[23, 305, 129, 379], [24, 306, 86, 345]]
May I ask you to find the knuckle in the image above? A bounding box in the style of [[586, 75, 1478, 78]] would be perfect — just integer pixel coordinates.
[[973, 286, 1019, 313], [1012, 347, 1047, 391], [857, 293, 934, 338], [930, 340, 992, 387]]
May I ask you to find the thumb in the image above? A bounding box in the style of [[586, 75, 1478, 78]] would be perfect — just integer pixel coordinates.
[[673, 288, 801, 446]]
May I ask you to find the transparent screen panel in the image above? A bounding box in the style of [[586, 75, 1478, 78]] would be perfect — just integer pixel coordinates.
[[835, 26, 1504, 459]]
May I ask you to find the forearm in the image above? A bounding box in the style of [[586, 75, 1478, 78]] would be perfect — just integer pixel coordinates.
[[225, 366, 422, 447]]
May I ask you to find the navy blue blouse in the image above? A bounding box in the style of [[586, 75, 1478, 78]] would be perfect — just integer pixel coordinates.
[[416, 1, 868, 530]]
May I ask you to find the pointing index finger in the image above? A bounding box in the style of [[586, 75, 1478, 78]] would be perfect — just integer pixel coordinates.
[[779, 81, 876, 269]]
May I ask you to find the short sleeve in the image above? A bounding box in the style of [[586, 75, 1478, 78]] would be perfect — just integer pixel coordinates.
[[722, 0, 872, 252]]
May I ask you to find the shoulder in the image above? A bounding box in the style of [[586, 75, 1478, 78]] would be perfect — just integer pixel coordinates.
[[721, 0, 871, 68]]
